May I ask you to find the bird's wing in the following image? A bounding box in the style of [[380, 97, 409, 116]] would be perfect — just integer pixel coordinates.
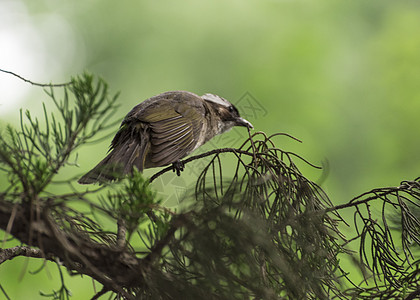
[[139, 101, 204, 166]]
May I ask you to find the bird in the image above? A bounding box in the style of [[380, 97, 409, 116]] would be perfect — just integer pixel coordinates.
[[78, 90, 253, 184]]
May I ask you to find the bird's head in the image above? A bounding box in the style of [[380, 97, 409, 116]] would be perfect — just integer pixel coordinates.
[[201, 93, 253, 134]]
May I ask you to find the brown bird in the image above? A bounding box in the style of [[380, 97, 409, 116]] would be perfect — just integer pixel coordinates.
[[78, 90, 253, 184]]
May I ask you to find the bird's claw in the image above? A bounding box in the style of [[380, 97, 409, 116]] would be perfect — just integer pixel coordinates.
[[172, 160, 184, 176]]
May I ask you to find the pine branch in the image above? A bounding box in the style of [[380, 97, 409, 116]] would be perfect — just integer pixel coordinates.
[[0, 246, 46, 263], [0, 71, 418, 299]]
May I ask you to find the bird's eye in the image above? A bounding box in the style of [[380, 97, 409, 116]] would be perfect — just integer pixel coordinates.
[[228, 105, 239, 116]]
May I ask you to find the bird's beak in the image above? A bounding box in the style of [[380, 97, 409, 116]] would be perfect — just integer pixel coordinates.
[[235, 117, 253, 129]]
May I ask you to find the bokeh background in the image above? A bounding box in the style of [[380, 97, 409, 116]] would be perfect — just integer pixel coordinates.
[[1, 0, 420, 298]]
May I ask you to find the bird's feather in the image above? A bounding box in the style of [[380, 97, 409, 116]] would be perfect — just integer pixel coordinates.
[[135, 101, 204, 166]]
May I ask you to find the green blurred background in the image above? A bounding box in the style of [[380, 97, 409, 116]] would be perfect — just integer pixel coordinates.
[[1, 0, 420, 298]]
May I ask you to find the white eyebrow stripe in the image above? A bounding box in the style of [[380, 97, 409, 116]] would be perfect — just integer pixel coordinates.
[[201, 93, 230, 107]]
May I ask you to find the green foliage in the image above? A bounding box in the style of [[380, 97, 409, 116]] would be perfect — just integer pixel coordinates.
[[0, 74, 419, 300], [0, 73, 118, 198], [39, 263, 72, 300], [340, 180, 420, 299], [101, 171, 169, 241], [167, 134, 344, 299]]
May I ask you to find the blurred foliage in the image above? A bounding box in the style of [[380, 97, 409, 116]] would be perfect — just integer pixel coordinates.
[[1, 0, 420, 298], [4, 0, 417, 199]]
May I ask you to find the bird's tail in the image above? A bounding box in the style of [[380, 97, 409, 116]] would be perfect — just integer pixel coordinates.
[[78, 130, 149, 184]]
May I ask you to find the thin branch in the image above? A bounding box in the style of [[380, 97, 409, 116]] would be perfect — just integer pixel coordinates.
[[0, 284, 11, 300], [90, 286, 110, 300], [116, 219, 127, 249], [326, 189, 397, 212], [0, 68, 71, 87], [0, 246, 47, 264], [405, 288, 420, 300], [1, 204, 18, 248], [150, 148, 255, 182], [327, 180, 420, 212], [144, 212, 190, 264]]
